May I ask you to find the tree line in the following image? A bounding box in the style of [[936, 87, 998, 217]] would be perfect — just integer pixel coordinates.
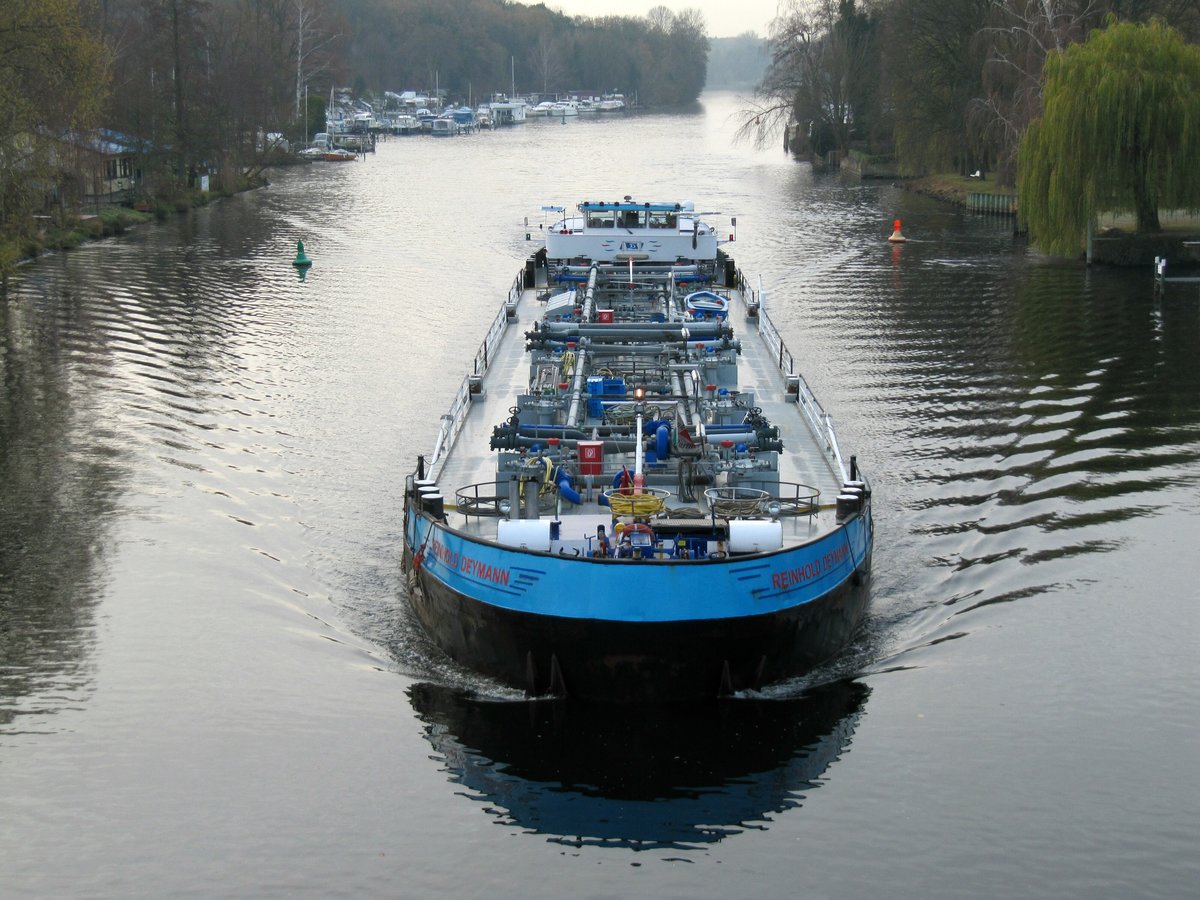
[[753, 0, 1200, 185], [338, 1, 706, 106], [0, 0, 708, 266]]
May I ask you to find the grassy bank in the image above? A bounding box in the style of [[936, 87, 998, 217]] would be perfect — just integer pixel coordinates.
[[42, 207, 155, 251], [907, 173, 1016, 208], [907, 174, 1200, 265], [3, 176, 267, 277], [0, 206, 144, 276]]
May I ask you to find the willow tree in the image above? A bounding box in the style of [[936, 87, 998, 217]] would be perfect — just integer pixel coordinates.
[[1018, 18, 1200, 255]]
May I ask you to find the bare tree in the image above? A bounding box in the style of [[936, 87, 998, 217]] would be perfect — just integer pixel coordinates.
[[532, 31, 565, 94], [672, 8, 706, 37], [740, 1, 874, 156], [293, 0, 336, 120], [646, 6, 675, 33], [973, 1, 1096, 179]]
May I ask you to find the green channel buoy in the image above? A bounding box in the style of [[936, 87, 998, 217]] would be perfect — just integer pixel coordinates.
[[292, 240, 312, 267]]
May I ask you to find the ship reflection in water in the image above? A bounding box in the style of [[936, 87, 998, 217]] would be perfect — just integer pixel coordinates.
[[408, 679, 870, 849]]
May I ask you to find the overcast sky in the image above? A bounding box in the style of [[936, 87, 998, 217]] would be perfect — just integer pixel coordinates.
[[544, 0, 782, 39]]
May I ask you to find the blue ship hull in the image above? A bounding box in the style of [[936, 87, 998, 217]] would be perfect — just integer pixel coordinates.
[[404, 498, 872, 701]]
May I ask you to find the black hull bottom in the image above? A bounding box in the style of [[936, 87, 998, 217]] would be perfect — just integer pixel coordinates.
[[404, 550, 872, 702]]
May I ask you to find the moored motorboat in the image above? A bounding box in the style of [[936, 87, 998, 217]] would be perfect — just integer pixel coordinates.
[[403, 196, 873, 702], [595, 94, 626, 112], [392, 114, 420, 135]]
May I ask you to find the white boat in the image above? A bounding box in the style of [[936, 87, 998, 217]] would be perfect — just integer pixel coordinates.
[[595, 94, 626, 112], [550, 101, 578, 117], [487, 96, 527, 125], [402, 195, 874, 701], [392, 115, 420, 135]]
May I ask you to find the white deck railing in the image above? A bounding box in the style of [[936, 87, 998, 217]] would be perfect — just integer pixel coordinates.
[[427, 269, 525, 476], [743, 270, 849, 484]]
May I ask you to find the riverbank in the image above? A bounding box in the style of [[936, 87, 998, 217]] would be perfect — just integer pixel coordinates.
[[1091, 219, 1200, 267], [908, 173, 1200, 266], [32, 207, 154, 254], [1, 208, 142, 281], [908, 173, 1015, 210], [2, 176, 270, 280]]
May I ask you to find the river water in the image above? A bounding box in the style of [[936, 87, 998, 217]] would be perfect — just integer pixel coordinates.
[[2, 92, 1198, 897]]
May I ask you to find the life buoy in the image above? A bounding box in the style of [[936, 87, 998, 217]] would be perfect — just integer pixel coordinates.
[[620, 523, 654, 541]]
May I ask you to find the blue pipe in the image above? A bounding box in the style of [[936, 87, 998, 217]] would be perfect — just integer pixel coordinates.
[[556, 473, 582, 505], [597, 468, 628, 507]]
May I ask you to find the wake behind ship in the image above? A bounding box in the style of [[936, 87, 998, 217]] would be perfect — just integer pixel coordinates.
[[403, 196, 873, 701]]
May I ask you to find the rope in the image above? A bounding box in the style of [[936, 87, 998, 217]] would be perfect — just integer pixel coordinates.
[[604, 488, 668, 516]]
